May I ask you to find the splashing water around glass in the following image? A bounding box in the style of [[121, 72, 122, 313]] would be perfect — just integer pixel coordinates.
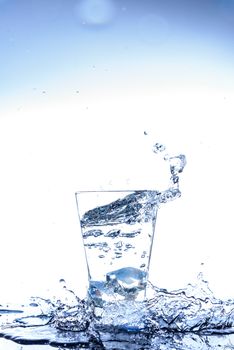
[[2, 138, 234, 349]]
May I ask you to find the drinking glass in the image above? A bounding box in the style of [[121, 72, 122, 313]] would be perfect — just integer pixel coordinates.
[[75, 190, 158, 306]]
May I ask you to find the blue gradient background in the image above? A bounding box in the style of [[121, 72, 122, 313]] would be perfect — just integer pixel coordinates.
[[0, 0, 234, 302], [1, 0, 234, 98]]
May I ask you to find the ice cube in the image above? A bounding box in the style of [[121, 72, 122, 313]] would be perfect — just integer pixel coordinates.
[[106, 267, 147, 297], [88, 281, 113, 307]]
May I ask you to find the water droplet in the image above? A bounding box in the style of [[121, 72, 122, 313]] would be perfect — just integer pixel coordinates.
[[152, 142, 166, 154], [29, 302, 39, 307], [169, 154, 187, 175], [59, 278, 66, 289]]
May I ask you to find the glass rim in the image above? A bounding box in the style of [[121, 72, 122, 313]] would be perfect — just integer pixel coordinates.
[[75, 189, 157, 195]]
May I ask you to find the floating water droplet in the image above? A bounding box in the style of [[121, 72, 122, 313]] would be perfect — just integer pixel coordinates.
[[152, 142, 166, 154], [59, 279, 66, 289], [169, 154, 187, 175]]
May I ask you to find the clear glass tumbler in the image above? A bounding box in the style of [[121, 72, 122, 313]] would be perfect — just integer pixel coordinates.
[[75, 190, 158, 306]]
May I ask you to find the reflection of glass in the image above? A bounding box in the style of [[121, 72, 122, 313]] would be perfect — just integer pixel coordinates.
[[75, 190, 158, 306]]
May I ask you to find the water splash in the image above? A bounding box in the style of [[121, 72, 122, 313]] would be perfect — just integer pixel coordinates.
[[1, 274, 234, 348], [2, 138, 233, 349], [147, 135, 187, 203]]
